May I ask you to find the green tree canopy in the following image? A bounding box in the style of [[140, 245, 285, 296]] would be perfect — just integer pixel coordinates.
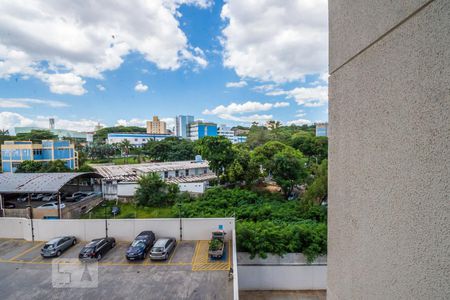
[[15, 130, 58, 142], [272, 147, 309, 198], [226, 144, 260, 186], [143, 137, 195, 161], [135, 173, 178, 207], [253, 141, 289, 174], [15, 160, 71, 173], [195, 136, 235, 176]]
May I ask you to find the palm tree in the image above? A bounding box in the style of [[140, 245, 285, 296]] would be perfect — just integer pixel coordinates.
[[120, 139, 132, 163]]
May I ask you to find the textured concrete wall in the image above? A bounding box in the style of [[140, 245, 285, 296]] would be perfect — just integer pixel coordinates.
[[328, 0, 450, 299]]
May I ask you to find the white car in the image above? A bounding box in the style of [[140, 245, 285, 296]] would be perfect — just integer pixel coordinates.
[[37, 202, 66, 209], [42, 193, 58, 202]]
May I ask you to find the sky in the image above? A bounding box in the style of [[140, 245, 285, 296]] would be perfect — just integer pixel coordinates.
[[0, 0, 328, 133]]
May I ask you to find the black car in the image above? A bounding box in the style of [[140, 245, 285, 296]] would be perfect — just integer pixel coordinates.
[[79, 237, 116, 261], [3, 201, 16, 209], [126, 231, 156, 261]]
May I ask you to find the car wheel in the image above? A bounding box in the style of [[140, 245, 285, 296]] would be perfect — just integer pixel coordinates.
[[111, 242, 116, 248], [56, 250, 62, 257], [97, 253, 102, 261], [72, 239, 77, 245]]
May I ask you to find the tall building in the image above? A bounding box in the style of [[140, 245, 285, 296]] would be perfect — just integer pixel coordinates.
[[315, 122, 328, 137], [146, 116, 167, 134], [328, 0, 449, 299], [176, 115, 194, 138], [188, 121, 217, 141], [1, 140, 78, 173]]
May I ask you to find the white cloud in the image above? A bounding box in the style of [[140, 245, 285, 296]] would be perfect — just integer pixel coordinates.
[[295, 109, 306, 117], [221, 0, 328, 83], [273, 102, 289, 108], [0, 1, 209, 95], [0, 112, 103, 133], [96, 84, 106, 91], [134, 81, 149, 93], [203, 101, 283, 115], [0, 98, 68, 108], [115, 118, 146, 127], [217, 113, 273, 123], [286, 119, 311, 126], [226, 80, 247, 88], [160, 117, 176, 130], [268, 86, 328, 107]]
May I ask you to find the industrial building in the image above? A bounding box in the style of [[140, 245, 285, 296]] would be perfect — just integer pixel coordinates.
[[92, 159, 216, 199], [1, 140, 78, 173]]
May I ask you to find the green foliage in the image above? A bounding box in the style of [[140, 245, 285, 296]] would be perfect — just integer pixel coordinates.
[[236, 220, 327, 262], [226, 144, 260, 186], [272, 147, 309, 199], [209, 239, 224, 251], [15, 130, 58, 142], [80, 201, 174, 219], [77, 164, 94, 172], [82, 143, 117, 160], [303, 159, 328, 204], [253, 141, 289, 174], [142, 137, 195, 161], [195, 136, 235, 176], [135, 173, 178, 207], [290, 132, 328, 162], [15, 160, 71, 173]]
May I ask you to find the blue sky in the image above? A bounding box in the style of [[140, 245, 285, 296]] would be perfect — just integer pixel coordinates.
[[0, 0, 328, 133]]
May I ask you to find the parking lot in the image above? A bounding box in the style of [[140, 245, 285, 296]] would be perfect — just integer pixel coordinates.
[[0, 238, 233, 300]]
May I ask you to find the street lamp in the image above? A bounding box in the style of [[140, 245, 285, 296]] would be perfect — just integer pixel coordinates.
[[101, 203, 108, 238]]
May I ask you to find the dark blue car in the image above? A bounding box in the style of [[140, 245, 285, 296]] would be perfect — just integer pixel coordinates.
[[126, 231, 156, 260]]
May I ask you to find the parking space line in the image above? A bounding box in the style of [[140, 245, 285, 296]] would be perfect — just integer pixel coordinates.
[[168, 242, 180, 264], [8, 242, 44, 262]]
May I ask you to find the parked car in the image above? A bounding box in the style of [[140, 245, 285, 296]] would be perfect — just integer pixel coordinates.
[[31, 193, 45, 201], [79, 237, 116, 261], [36, 202, 66, 209], [111, 206, 120, 216], [126, 231, 155, 261], [3, 201, 16, 209], [65, 192, 86, 202], [17, 195, 28, 202], [149, 238, 176, 261], [41, 236, 77, 257], [42, 193, 58, 202]]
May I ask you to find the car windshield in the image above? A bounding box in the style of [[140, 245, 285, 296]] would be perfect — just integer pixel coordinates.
[[43, 244, 54, 249], [131, 240, 146, 248], [152, 247, 164, 252]]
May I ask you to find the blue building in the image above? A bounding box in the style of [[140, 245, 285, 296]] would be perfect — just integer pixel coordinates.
[[1, 140, 78, 173], [175, 115, 194, 138], [188, 121, 218, 141], [316, 123, 329, 137]]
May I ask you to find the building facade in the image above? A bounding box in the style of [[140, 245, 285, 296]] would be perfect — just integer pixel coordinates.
[[175, 115, 194, 138], [315, 123, 328, 137], [146, 116, 167, 134], [188, 121, 217, 141], [1, 140, 78, 173], [107, 133, 171, 147], [218, 125, 247, 143], [328, 0, 450, 299]]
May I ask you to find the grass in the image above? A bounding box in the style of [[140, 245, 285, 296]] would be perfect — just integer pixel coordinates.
[[80, 201, 175, 219]]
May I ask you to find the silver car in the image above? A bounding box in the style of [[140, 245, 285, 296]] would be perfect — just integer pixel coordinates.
[[149, 238, 176, 260], [41, 236, 77, 257]]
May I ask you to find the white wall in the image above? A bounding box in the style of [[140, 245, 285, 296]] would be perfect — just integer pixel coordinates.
[[237, 253, 327, 291], [178, 182, 206, 193], [0, 217, 234, 242], [117, 182, 138, 197]]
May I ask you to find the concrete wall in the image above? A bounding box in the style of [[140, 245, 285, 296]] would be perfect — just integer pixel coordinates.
[[328, 0, 450, 299], [238, 253, 326, 291], [0, 217, 234, 242]]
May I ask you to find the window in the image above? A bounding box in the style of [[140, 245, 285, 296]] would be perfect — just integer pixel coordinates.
[[164, 171, 168, 179], [175, 170, 179, 177], [185, 169, 189, 176], [203, 168, 207, 174]]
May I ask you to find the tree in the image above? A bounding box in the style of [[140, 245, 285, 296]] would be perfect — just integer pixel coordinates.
[[195, 136, 235, 176], [246, 125, 270, 148], [303, 159, 328, 204], [15, 130, 57, 142], [253, 141, 289, 175], [134, 173, 178, 207], [226, 145, 260, 186], [290, 132, 328, 162], [15, 161, 43, 173], [272, 148, 309, 199], [142, 137, 195, 162]]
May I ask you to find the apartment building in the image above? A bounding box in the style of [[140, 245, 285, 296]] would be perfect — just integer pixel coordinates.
[[146, 116, 167, 134]]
